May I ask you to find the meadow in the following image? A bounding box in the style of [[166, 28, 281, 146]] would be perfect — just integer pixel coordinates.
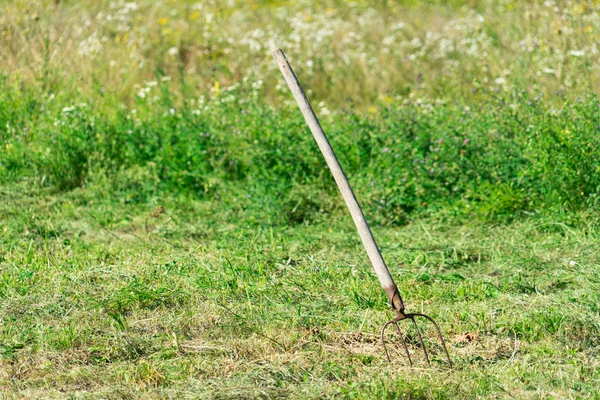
[[1, 0, 600, 398]]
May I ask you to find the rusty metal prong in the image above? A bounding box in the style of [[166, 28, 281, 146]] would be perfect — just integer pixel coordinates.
[[381, 319, 394, 362], [409, 316, 431, 366], [381, 311, 452, 367], [393, 320, 412, 366], [381, 315, 412, 366], [406, 313, 453, 368]]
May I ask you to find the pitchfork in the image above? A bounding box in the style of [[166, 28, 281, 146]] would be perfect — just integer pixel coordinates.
[[273, 48, 452, 367]]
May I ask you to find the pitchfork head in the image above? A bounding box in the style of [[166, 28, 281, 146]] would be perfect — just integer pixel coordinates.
[[381, 290, 452, 367]]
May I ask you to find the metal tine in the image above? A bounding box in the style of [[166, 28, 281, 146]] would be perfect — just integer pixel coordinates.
[[393, 322, 412, 366], [381, 313, 452, 368], [381, 319, 412, 365], [409, 316, 431, 366], [409, 313, 453, 367], [381, 320, 394, 363]]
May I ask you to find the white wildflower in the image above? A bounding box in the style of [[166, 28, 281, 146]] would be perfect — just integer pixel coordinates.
[[251, 80, 264, 90], [137, 87, 151, 98], [382, 36, 394, 46], [318, 101, 331, 116], [123, 2, 139, 12], [78, 33, 102, 57]]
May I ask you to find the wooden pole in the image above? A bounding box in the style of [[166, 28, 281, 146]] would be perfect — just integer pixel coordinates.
[[272, 48, 404, 312]]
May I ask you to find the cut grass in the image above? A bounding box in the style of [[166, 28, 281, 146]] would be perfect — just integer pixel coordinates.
[[2, 0, 600, 398], [1, 186, 599, 398]]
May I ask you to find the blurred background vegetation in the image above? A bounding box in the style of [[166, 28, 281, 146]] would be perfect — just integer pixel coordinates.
[[2, 0, 599, 106], [1, 0, 599, 225]]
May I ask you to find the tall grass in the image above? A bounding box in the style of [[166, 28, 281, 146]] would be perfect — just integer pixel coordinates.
[[1, 0, 599, 108]]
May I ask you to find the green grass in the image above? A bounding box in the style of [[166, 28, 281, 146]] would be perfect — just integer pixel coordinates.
[[2, 0, 600, 398], [1, 186, 599, 398], [2, 47, 600, 400]]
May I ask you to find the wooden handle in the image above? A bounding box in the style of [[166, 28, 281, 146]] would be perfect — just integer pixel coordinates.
[[272, 48, 403, 312]]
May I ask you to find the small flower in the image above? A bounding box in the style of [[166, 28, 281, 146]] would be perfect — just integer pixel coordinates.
[[251, 80, 264, 90], [190, 10, 200, 21], [168, 47, 178, 56], [569, 50, 585, 57], [137, 87, 150, 98], [463, 139, 470, 145]]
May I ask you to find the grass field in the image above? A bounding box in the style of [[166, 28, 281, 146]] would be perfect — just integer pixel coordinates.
[[2, 188, 599, 398], [2, 0, 600, 398]]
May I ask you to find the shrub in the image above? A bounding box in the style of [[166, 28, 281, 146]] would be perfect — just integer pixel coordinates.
[[1, 79, 599, 224]]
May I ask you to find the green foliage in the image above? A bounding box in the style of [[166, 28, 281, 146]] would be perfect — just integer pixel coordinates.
[[2, 79, 599, 224]]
